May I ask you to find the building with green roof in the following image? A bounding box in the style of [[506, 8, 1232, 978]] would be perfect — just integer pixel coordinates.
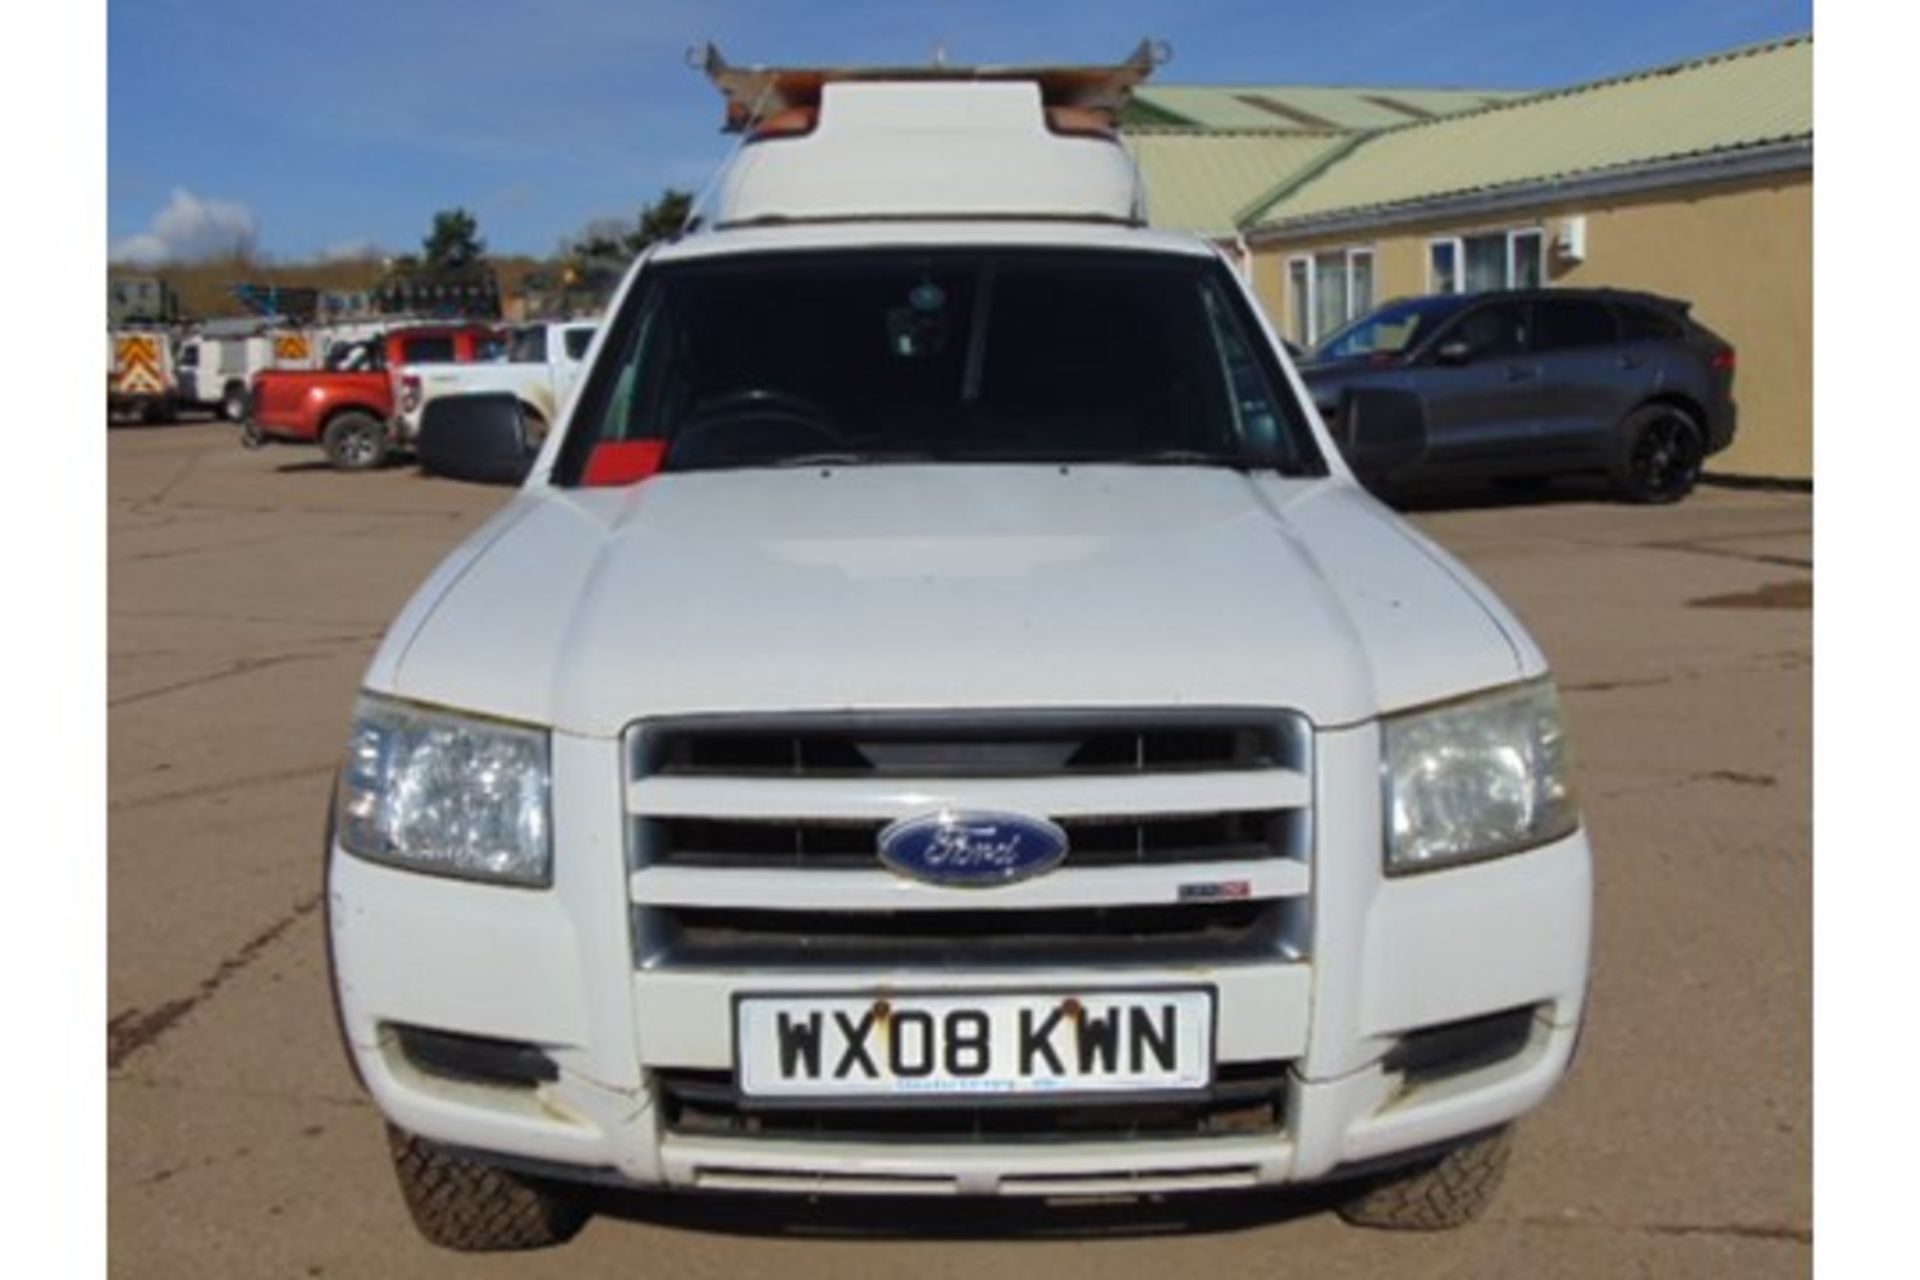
[[1125, 34, 1812, 479]]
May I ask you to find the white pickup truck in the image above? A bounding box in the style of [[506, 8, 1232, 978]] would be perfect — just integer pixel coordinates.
[[395, 319, 598, 452], [328, 51, 1591, 1253]]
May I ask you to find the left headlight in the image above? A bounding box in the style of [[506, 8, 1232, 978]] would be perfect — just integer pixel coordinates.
[[1383, 678, 1579, 875], [337, 695, 552, 887]]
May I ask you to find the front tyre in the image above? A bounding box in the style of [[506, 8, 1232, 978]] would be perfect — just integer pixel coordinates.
[[322, 411, 389, 471], [1611, 403, 1703, 504], [386, 1125, 588, 1252], [1336, 1126, 1514, 1231], [221, 382, 248, 423]]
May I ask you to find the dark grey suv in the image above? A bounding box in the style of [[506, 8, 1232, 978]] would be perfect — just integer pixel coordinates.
[[1300, 289, 1736, 502]]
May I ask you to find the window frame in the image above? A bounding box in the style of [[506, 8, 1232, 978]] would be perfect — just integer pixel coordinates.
[[1286, 245, 1376, 346], [1428, 226, 1547, 295]]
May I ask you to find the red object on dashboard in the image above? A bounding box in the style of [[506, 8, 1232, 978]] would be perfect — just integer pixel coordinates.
[[582, 440, 666, 487]]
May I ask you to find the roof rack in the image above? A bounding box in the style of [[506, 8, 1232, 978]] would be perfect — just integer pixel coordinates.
[[693, 40, 1169, 134]]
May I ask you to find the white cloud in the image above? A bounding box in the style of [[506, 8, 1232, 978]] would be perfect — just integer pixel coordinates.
[[110, 188, 259, 264], [319, 238, 383, 262]]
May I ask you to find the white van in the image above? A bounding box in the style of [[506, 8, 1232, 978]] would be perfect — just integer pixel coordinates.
[[328, 48, 1591, 1251], [178, 320, 317, 420]]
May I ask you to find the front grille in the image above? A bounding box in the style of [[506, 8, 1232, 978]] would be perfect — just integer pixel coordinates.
[[647, 809, 1302, 870], [656, 1061, 1290, 1143], [626, 710, 1313, 973], [643, 900, 1298, 969]]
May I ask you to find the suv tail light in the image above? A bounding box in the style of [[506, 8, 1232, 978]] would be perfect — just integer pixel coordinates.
[[1711, 348, 1736, 374], [399, 374, 422, 412]]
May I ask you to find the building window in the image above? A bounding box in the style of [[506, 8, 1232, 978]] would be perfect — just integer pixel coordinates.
[[1286, 247, 1375, 346], [1287, 259, 1310, 345], [1429, 228, 1545, 294]]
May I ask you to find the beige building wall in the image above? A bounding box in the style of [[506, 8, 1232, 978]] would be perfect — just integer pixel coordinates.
[[1250, 172, 1812, 479]]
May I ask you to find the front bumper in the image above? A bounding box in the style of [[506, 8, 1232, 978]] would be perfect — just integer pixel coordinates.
[[326, 725, 1591, 1195]]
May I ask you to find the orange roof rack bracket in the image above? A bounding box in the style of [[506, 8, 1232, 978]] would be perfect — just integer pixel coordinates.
[[691, 40, 1171, 134]]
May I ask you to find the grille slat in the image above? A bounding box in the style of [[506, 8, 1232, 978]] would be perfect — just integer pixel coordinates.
[[645, 900, 1297, 969], [649, 810, 1300, 870], [656, 1061, 1291, 1142], [643, 715, 1292, 779]]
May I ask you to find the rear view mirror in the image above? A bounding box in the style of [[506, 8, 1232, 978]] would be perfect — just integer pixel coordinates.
[[1336, 388, 1427, 487], [1434, 340, 1473, 366], [417, 393, 533, 485]]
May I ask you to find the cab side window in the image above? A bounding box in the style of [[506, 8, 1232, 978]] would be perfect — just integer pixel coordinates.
[[400, 336, 456, 365], [1532, 298, 1617, 352], [509, 327, 547, 363], [1439, 302, 1528, 360], [1615, 303, 1684, 343], [563, 327, 595, 361]]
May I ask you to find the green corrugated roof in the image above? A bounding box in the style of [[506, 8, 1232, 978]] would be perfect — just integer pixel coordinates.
[[1251, 34, 1812, 228], [1125, 84, 1526, 131], [1124, 130, 1350, 236]]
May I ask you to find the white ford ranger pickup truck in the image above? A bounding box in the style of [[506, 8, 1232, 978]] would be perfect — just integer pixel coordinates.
[[328, 57, 1591, 1252]]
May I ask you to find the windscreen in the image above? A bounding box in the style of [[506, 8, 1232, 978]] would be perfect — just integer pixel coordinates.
[[556, 249, 1321, 482], [1314, 295, 1461, 361], [508, 326, 548, 364]]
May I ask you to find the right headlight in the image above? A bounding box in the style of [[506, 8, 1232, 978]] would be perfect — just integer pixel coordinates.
[[336, 695, 552, 887], [1383, 678, 1579, 875]]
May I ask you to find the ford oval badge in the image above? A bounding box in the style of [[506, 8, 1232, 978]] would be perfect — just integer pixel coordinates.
[[877, 809, 1068, 888]]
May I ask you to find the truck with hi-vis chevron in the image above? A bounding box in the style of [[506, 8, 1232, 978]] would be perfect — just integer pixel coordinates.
[[107, 328, 181, 423], [109, 318, 324, 424]]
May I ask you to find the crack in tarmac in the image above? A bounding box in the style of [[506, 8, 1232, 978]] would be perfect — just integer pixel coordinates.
[[1517, 1214, 1811, 1246], [110, 762, 337, 812], [109, 652, 333, 708], [1562, 647, 1809, 698], [1643, 537, 1813, 572], [108, 892, 324, 1070], [110, 607, 393, 631], [111, 1075, 369, 1110]]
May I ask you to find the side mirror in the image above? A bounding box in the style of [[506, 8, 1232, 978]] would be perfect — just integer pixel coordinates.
[[1336, 388, 1428, 487], [1434, 340, 1473, 366], [417, 393, 533, 485]]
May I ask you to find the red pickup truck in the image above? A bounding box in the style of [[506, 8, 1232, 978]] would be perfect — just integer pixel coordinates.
[[246, 324, 501, 470]]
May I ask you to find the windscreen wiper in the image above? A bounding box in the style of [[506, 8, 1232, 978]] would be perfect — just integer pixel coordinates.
[[765, 451, 940, 468], [1074, 450, 1317, 476]]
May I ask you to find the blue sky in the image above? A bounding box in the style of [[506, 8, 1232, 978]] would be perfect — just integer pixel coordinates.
[[108, 0, 1812, 264]]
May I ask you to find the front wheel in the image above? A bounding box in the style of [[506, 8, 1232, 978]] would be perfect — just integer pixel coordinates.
[[221, 383, 248, 423], [322, 411, 388, 471], [1336, 1126, 1514, 1231], [386, 1125, 587, 1252], [1610, 404, 1703, 504]]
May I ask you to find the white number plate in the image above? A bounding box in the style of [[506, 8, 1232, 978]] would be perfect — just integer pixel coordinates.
[[735, 989, 1214, 1098]]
